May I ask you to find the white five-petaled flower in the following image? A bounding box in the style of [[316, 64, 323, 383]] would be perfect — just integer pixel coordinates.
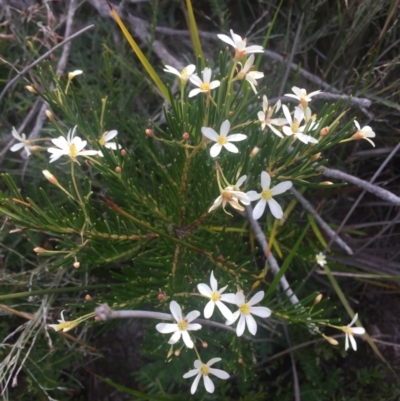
[[316, 252, 327, 267], [352, 121, 375, 147], [235, 54, 264, 94], [217, 29, 263, 60], [197, 271, 236, 321], [284, 86, 321, 108], [189, 67, 220, 97], [257, 96, 287, 136], [208, 186, 250, 215], [202, 120, 247, 158], [47, 126, 98, 163], [164, 64, 196, 84], [98, 130, 119, 156], [247, 171, 292, 220], [343, 313, 366, 351], [281, 105, 319, 144], [155, 301, 201, 349], [226, 291, 271, 336], [48, 310, 77, 332], [10, 127, 33, 156], [183, 358, 230, 394]]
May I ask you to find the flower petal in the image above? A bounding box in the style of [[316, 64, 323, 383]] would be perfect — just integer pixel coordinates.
[[226, 134, 247, 142], [210, 271, 218, 291], [203, 67, 212, 84], [186, 310, 201, 323], [215, 301, 235, 321], [209, 367, 230, 380], [236, 314, 246, 337], [225, 310, 240, 326], [204, 300, 215, 319], [252, 198, 267, 220], [207, 357, 221, 367], [220, 293, 237, 304], [190, 372, 202, 394], [282, 105, 292, 125], [245, 313, 258, 335], [219, 120, 231, 137], [183, 369, 199, 379], [169, 301, 182, 322], [210, 143, 222, 158], [261, 171, 271, 190], [187, 323, 202, 331], [188, 88, 201, 97], [155, 323, 178, 334], [349, 334, 357, 351], [352, 327, 366, 335], [197, 283, 212, 297], [250, 306, 271, 318], [267, 198, 283, 219], [246, 190, 262, 201], [203, 375, 215, 393], [248, 291, 264, 306], [168, 330, 181, 344], [223, 142, 239, 153], [217, 34, 236, 48], [271, 181, 292, 195], [182, 330, 194, 348]]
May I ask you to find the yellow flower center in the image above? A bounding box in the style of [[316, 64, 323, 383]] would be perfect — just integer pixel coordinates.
[[240, 303, 250, 315], [291, 120, 300, 132], [99, 136, 106, 146], [200, 83, 211, 92], [342, 326, 354, 335], [69, 143, 78, 158], [261, 189, 272, 200], [201, 364, 210, 376], [221, 190, 234, 201], [178, 319, 188, 331], [211, 292, 220, 302], [217, 136, 227, 145]]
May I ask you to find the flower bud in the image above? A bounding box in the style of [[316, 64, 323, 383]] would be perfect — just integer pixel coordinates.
[[68, 70, 83, 80], [182, 132, 189, 141], [157, 293, 165, 301], [250, 146, 260, 158], [85, 294, 93, 301], [42, 170, 58, 185], [174, 349, 181, 357], [73, 261, 80, 269], [321, 181, 334, 185], [323, 334, 339, 345], [202, 341, 208, 348], [320, 127, 329, 136], [145, 129, 154, 137], [45, 110, 55, 121], [120, 149, 127, 156], [33, 247, 45, 253], [314, 293, 323, 304], [310, 152, 321, 161], [25, 85, 37, 94], [115, 166, 121, 174]]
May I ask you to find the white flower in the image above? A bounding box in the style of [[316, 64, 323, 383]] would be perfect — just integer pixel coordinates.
[[164, 64, 196, 83], [235, 54, 264, 93], [201, 120, 247, 157], [208, 186, 250, 215], [247, 171, 292, 220], [189, 67, 220, 97], [68, 70, 83, 80], [343, 313, 366, 351], [226, 291, 271, 336], [217, 29, 263, 60], [47, 126, 98, 163], [316, 252, 327, 267], [48, 310, 77, 332], [284, 86, 321, 107], [257, 96, 287, 136], [97, 130, 119, 156], [352, 121, 375, 147], [197, 271, 236, 320], [281, 105, 319, 144], [155, 301, 201, 348], [10, 127, 32, 156], [183, 358, 230, 394]]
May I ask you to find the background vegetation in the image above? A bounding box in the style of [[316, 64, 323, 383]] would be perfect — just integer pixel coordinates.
[[1, 0, 400, 400]]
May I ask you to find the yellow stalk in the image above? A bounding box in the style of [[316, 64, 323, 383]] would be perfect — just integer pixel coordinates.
[[185, 0, 204, 60], [108, 3, 171, 103]]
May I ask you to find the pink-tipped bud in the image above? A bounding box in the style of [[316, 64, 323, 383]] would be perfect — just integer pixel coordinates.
[[174, 349, 181, 357], [42, 170, 58, 185], [85, 294, 93, 301], [45, 110, 55, 121], [202, 341, 208, 348], [120, 149, 127, 156], [145, 129, 154, 137], [157, 293, 165, 301], [250, 146, 260, 158], [320, 127, 329, 136], [182, 132, 189, 141], [115, 166, 121, 174]]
